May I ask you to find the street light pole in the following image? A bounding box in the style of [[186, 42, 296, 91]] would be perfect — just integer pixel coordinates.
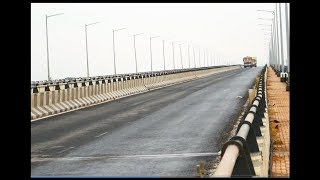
[[193, 45, 196, 68], [217, 54, 219, 66], [285, 3, 290, 90], [203, 48, 206, 67], [150, 36, 160, 72], [216, 54, 218, 65], [133, 33, 144, 73], [215, 53, 220, 66], [85, 25, 89, 77], [210, 52, 212, 66], [204, 49, 207, 66], [188, 44, 190, 68], [285, 3, 290, 74], [45, 13, 64, 81], [278, 3, 285, 73], [276, 16, 280, 71], [172, 42, 175, 70], [113, 30, 116, 74], [171, 41, 181, 70], [133, 35, 137, 73], [272, 11, 277, 68], [45, 15, 50, 80], [271, 16, 276, 69], [179, 44, 183, 69], [162, 38, 174, 70], [198, 47, 201, 67], [113, 27, 127, 75], [150, 37, 152, 71], [269, 11, 277, 70], [206, 49, 209, 67], [275, 4, 281, 72], [162, 40, 166, 70], [84, 21, 100, 78], [178, 43, 185, 69]]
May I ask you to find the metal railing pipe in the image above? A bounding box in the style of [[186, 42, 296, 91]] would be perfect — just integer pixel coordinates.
[[236, 124, 251, 139], [214, 144, 240, 176], [244, 112, 255, 124]]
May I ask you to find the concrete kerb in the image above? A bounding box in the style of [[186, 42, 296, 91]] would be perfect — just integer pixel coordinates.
[[262, 67, 271, 177]]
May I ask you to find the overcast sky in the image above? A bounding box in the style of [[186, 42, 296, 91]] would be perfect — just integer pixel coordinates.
[[31, 3, 289, 81]]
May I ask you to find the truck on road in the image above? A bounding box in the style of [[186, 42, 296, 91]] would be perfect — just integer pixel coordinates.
[[243, 56, 257, 67]]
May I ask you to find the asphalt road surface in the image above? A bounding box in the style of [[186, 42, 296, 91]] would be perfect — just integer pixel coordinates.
[[31, 66, 262, 177]]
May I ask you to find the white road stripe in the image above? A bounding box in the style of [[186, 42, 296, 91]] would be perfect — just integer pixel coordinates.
[[58, 147, 74, 154], [94, 131, 108, 138]]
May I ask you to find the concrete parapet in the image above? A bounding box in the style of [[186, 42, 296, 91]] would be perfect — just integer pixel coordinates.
[[31, 66, 240, 120]]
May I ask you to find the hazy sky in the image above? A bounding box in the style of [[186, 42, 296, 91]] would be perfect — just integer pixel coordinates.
[[31, 3, 289, 81]]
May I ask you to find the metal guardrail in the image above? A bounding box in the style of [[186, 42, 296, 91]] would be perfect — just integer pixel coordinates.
[[214, 65, 267, 177], [31, 65, 239, 88]]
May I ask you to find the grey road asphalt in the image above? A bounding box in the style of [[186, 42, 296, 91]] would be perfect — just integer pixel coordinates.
[[31, 66, 262, 177]]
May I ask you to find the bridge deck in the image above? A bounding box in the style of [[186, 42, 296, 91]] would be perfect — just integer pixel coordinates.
[[31, 67, 262, 177]]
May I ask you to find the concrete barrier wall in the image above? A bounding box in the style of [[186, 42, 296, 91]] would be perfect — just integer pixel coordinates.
[[31, 66, 240, 120]]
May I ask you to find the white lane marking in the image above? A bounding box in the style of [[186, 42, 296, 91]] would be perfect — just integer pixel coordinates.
[[95, 131, 108, 138], [31, 152, 220, 162], [50, 145, 64, 149], [57, 147, 74, 154]]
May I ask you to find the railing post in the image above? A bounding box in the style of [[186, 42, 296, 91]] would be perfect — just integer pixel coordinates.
[[221, 138, 256, 177]]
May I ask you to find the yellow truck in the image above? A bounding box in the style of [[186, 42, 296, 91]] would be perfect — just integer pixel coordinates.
[[243, 56, 257, 67]]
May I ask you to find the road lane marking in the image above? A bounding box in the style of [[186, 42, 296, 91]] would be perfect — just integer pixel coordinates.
[[95, 132, 108, 138], [50, 145, 64, 149], [57, 147, 74, 154], [31, 152, 220, 162]]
